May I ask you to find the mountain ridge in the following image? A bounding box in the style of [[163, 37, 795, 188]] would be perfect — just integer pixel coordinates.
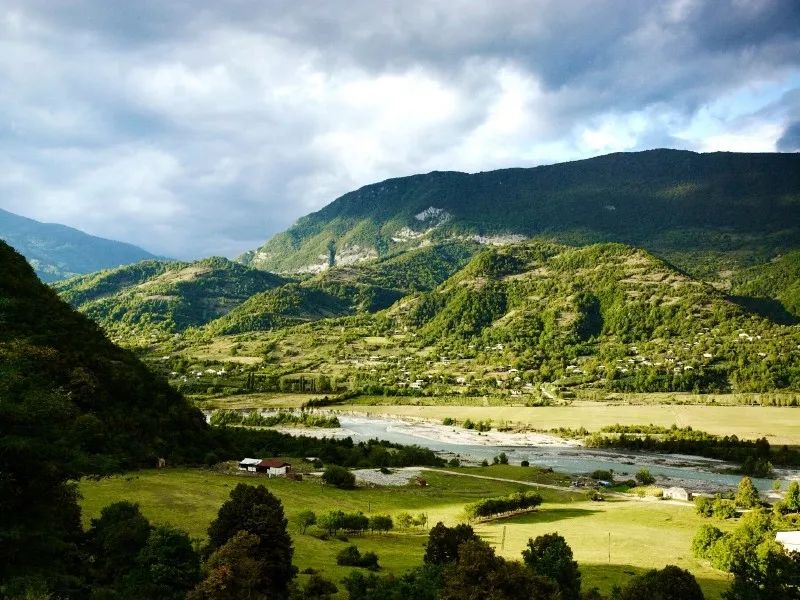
[[0, 207, 159, 282], [239, 149, 800, 279]]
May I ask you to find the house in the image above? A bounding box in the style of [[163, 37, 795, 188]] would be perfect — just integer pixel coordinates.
[[663, 487, 692, 501], [776, 531, 800, 553], [238, 457, 261, 472], [257, 459, 292, 477]]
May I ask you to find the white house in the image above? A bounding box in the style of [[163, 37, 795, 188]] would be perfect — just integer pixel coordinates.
[[662, 487, 692, 501], [258, 459, 292, 477], [238, 457, 261, 472], [776, 531, 800, 553]]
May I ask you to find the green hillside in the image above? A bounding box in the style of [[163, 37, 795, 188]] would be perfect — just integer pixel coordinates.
[[153, 241, 800, 399], [239, 150, 800, 279], [55, 256, 288, 338], [0, 207, 158, 281], [731, 251, 800, 321]]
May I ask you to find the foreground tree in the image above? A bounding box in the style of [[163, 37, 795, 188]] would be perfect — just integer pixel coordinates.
[[616, 565, 704, 600], [207, 484, 296, 598], [439, 539, 559, 600], [735, 477, 760, 509], [125, 525, 201, 600], [424, 522, 479, 565], [190, 531, 265, 600], [86, 501, 151, 589], [522, 533, 581, 600]]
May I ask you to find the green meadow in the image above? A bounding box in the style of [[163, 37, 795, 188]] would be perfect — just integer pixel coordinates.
[[79, 466, 732, 598]]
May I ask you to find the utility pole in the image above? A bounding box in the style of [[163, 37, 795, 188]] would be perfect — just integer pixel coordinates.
[[608, 532, 611, 563], [501, 526, 507, 551]]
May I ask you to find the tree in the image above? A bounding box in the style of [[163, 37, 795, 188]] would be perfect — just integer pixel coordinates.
[[635, 468, 655, 486], [87, 501, 151, 586], [322, 465, 356, 489], [784, 481, 800, 512], [439, 539, 558, 600], [616, 565, 704, 600], [522, 533, 581, 600], [189, 531, 264, 600], [424, 522, 479, 565], [207, 484, 296, 598], [369, 515, 393, 534], [336, 546, 379, 570], [125, 525, 201, 600], [296, 510, 317, 534], [735, 477, 760, 509], [302, 573, 338, 598]]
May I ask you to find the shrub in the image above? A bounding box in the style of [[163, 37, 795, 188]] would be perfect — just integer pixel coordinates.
[[635, 469, 655, 485], [466, 491, 542, 519], [448, 458, 461, 467], [336, 545, 379, 570], [590, 470, 613, 480], [520, 460, 530, 467], [322, 465, 356, 489]]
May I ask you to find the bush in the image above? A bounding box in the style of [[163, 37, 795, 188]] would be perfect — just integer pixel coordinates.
[[322, 465, 356, 489], [448, 458, 461, 467], [590, 470, 613, 480], [635, 469, 655, 485], [368, 515, 393, 533], [520, 460, 530, 467], [466, 491, 542, 519], [336, 545, 379, 570]]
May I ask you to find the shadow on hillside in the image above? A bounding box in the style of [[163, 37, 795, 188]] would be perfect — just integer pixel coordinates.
[[729, 295, 798, 325], [497, 507, 602, 525], [579, 562, 730, 598]]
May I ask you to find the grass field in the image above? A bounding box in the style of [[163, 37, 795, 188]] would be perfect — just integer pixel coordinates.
[[79, 466, 732, 598]]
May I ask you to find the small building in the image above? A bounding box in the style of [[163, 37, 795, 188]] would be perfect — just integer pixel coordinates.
[[238, 458, 262, 472], [257, 459, 292, 477], [776, 531, 800, 553], [663, 487, 692, 501]]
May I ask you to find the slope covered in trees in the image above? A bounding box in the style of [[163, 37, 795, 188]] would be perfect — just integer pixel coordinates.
[[240, 150, 800, 278], [0, 207, 158, 282], [55, 256, 288, 338], [731, 250, 800, 321]]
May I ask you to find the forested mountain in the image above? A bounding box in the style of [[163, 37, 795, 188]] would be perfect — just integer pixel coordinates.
[[55, 256, 288, 338], [0, 240, 210, 584], [0, 207, 157, 281], [239, 150, 800, 279]]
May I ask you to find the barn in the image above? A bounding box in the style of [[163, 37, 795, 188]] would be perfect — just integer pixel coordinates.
[[257, 459, 292, 477], [662, 487, 692, 501], [238, 457, 261, 472]]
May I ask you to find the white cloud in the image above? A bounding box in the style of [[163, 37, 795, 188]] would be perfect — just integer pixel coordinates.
[[0, 0, 797, 258]]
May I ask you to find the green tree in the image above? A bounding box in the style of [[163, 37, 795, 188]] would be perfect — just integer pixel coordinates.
[[616, 565, 704, 600], [302, 573, 338, 598], [369, 515, 393, 534], [189, 531, 264, 600], [439, 539, 558, 600], [87, 501, 151, 587], [322, 465, 356, 489], [126, 525, 201, 600], [784, 481, 800, 512], [424, 522, 479, 565], [296, 510, 317, 534], [207, 484, 296, 598], [735, 477, 760, 509], [522, 533, 581, 600], [635, 468, 655, 486]]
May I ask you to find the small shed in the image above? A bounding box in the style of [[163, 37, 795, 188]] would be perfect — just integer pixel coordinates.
[[257, 459, 292, 477], [238, 458, 262, 472], [663, 487, 692, 501], [776, 531, 800, 553]]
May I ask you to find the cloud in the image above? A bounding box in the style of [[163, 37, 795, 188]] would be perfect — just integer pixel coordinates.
[[0, 0, 798, 258]]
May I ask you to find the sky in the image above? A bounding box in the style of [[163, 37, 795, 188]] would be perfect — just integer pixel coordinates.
[[1, 0, 799, 259]]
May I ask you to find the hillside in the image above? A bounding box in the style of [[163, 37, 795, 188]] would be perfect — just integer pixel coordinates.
[[239, 150, 800, 279], [0, 240, 210, 468], [55, 256, 289, 338], [0, 207, 158, 281], [731, 251, 800, 321], [155, 241, 800, 398]]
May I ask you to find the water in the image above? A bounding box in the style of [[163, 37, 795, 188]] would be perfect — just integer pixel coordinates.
[[335, 415, 790, 492], [208, 408, 796, 492]]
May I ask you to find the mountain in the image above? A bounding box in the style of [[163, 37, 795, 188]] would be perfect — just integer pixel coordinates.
[[239, 150, 800, 279], [54, 256, 289, 339], [0, 207, 158, 282]]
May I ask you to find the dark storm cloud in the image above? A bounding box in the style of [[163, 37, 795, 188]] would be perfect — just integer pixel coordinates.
[[0, 0, 798, 258], [778, 122, 800, 151]]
